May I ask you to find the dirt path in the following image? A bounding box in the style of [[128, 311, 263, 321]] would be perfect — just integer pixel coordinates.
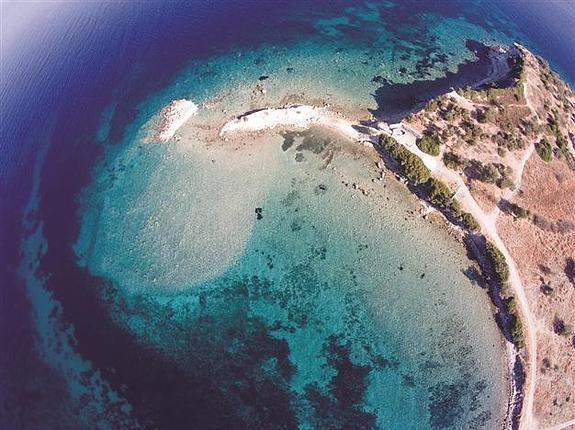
[[543, 418, 575, 430], [390, 122, 538, 430]]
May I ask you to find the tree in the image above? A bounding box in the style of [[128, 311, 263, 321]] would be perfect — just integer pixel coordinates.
[[486, 242, 509, 284], [459, 212, 480, 232], [379, 135, 431, 185], [480, 164, 500, 184], [443, 152, 465, 170], [507, 202, 529, 218], [553, 317, 566, 335], [416, 133, 441, 156], [426, 178, 452, 208], [510, 316, 524, 348], [535, 138, 552, 162]]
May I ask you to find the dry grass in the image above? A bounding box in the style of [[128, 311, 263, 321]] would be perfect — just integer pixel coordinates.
[[408, 45, 575, 427], [498, 154, 575, 427]]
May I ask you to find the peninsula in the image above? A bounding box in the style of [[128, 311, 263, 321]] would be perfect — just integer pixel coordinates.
[[157, 43, 575, 430]]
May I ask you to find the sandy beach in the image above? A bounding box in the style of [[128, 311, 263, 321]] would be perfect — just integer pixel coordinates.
[[219, 104, 377, 144]]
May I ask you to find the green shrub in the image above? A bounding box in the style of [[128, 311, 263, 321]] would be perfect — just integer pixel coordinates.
[[442, 104, 468, 122], [535, 138, 552, 162], [556, 133, 569, 152], [426, 177, 452, 208], [486, 242, 510, 284], [379, 134, 398, 151], [480, 163, 500, 184], [425, 98, 440, 111], [450, 199, 463, 216], [547, 114, 561, 136], [505, 297, 524, 348], [443, 152, 466, 170], [510, 316, 524, 349], [459, 212, 480, 232], [507, 202, 529, 219], [547, 115, 573, 164], [379, 135, 431, 185], [494, 131, 524, 152], [521, 118, 537, 138], [416, 133, 441, 156], [506, 297, 517, 314], [497, 165, 515, 190], [476, 108, 487, 123], [380, 136, 479, 234], [461, 121, 482, 145], [497, 174, 515, 190]]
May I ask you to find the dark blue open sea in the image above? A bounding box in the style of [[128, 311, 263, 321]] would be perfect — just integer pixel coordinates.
[[1, 1, 573, 429]]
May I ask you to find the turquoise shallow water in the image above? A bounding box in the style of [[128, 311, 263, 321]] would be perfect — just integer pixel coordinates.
[[5, 1, 536, 427], [75, 127, 508, 428], [127, 2, 515, 130]]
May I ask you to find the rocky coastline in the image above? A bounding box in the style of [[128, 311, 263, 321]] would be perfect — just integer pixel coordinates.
[[155, 41, 575, 429]]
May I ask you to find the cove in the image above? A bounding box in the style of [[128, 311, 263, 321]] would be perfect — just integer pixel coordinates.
[[74, 126, 508, 428]]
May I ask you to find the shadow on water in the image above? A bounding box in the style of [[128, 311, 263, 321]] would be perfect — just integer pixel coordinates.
[[462, 233, 525, 429], [370, 40, 497, 123]]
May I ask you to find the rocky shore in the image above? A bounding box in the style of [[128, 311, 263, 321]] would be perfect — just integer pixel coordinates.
[[157, 99, 198, 142]]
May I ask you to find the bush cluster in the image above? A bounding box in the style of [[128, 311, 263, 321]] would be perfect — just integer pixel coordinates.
[[546, 114, 575, 168], [380, 135, 480, 232], [379, 135, 430, 184], [535, 138, 552, 162], [486, 242, 510, 284], [441, 103, 469, 122], [456, 52, 526, 107], [494, 253, 524, 348], [493, 131, 525, 152], [469, 160, 515, 189], [548, 115, 568, 151], [416, 132, 441, 156], [461, 121, 482, 145], [424, 95, 447, 112]]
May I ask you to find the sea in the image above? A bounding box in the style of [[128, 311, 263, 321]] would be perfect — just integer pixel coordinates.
[[1, 1, 574, 429]]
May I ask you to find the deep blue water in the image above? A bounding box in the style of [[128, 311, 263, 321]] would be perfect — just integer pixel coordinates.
[[1, 1, 573, 428]]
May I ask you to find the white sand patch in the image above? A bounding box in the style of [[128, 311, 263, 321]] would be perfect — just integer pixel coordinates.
[[157, 99, 199, 142], [220, 105, 321, 135], [220, 104, 374, 144]]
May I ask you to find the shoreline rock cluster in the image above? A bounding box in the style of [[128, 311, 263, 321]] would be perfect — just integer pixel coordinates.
[[157, 99, 198, 142]]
